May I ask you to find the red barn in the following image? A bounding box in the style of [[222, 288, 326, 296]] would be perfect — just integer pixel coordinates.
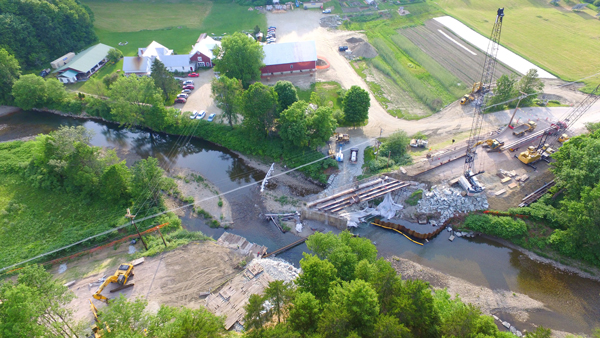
[[261, 41, 317, 76], [189, 33, 221, 68]]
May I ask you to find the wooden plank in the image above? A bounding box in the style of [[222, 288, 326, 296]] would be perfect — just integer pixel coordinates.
[[131, 257, 145, 266], [501, 177, 512, 183], [495, 189, 506, 196], [307, 179, 382, 207]]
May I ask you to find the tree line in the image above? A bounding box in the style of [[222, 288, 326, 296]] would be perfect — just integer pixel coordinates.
[[0, 0, 97, 70], [5, 232, 589, 337], [488, 69, 545, 111]]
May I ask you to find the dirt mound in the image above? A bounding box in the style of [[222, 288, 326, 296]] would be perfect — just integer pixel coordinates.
[[352, 42, 378, 58], [346, 37, 364, 44]]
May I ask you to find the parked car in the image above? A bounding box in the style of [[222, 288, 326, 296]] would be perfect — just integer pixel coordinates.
[[190, 110, 199, 119], [181, 89, 192, 93], [323, 8, 331, 13], [182, 85, 195, 90], [268, 26, 276, 29], [182, 80, 194, 85], [207, 113, 216, 122], [196, 110, 206, 119], [339, 46, 348, 51], [177, 93, 188, 99], [175, 98, 187, 104], [188, 73, 199, 77]]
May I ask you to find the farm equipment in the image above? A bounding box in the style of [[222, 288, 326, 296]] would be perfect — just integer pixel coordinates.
[[334, 133, 350, 144], [410, 139, 429, 148], [512, 121, 537, 136], [92, 263, 135, 303], [460, 82, 483, 105], [350, 147, 359, 163]]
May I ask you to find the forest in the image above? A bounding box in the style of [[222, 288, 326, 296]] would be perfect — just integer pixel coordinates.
[[0, 0, 97, 69]]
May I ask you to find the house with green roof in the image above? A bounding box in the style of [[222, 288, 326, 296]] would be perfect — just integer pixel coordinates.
[[55, 43, 114, 83]]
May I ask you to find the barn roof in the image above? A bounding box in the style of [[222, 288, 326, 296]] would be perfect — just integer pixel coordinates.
[[56, 43, 113, 73], [159, 55, 193, 68], [262, 41, 317, 66], [190, 35, 221, 59]]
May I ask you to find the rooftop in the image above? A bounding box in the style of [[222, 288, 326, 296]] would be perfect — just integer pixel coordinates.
[[123, 56, 151, 73], [56, 43, 114, 73], [262, 41, 317, 66]]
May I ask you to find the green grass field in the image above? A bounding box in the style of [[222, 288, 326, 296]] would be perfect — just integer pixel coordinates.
[[438, 0, 600, 87], [0, 141, 127, 268], [84, 0, 267, 56]]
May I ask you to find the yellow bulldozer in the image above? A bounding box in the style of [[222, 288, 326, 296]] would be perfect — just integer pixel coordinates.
[[460, 82, 483, 105], [93, 263, 135, 303]]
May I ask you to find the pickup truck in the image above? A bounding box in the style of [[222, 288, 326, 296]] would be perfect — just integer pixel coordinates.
[[338, 46, 349, 52], [350, 148, 358, 163]]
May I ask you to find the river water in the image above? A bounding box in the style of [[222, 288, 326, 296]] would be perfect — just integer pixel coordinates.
[[1, 110, 598, 335]]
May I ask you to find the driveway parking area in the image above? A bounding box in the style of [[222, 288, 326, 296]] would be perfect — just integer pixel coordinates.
[[173, 69, 222, 120]]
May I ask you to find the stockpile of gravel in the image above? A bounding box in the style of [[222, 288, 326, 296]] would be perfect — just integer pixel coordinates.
[[346, 37, 364, 43], [351, 42, 378, 58]]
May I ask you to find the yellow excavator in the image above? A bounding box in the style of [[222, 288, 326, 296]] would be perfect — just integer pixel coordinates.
[[89, 299, 110, 337], [558, 133, 570, 143], [516, 144, 553, 169], [93, 263, 135, 303], [460, 82, 483, 105], [474, 138, 504, 152]]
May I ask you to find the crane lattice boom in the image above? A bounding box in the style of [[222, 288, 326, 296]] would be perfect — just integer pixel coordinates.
[[462, 8, 504, 194]]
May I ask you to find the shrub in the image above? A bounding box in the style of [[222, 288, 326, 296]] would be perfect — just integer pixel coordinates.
[[218, 199, 223, 207], [405, 190, 422, 206], [464, 214, 528, 239]]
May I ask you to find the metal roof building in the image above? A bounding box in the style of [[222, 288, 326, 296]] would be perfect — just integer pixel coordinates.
[[261, 41, 317, 76], [55, 43, 114, 83]]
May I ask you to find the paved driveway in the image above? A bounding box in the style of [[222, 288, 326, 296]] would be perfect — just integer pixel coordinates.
[[174, 69, 223, 120]]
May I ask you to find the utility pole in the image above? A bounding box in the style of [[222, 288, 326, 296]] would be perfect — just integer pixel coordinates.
[[508, 91, 527, 129], [126, 208, 147, 250], [387, 151, 391, 169], [156, 225, 167, 248]]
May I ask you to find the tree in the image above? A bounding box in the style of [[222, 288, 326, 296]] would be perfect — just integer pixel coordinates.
[[44, 78, 69, 108], [12, 74, 47, 110], [307, 106, 337, 148], [525, 326, 551, 338], [242, 82, 278, 139], [342, 86, 370, 125], [296, 253, 338, 301], [130, 157, 168, 211], [0, 265, 81, 337], [107, 48, 123, 64], [391, 279, 440, 337], [100, 161, 131, 204], [516, 69, 544, 106], [244, 294, 267, 332], [213, 32, 265, 89], [211, 76, 243, 127], [490, 74, 517, 108], [288, 292, 321, 334], [326, 279, 380, 336], [379, 131, 411, 164], [279, 101, 310, 148], [109, 75, 164, 126], [0, 48, 21, 104], [99, 295, 227, 338], [373, 315, 411, 338], [151, 58, 179, 100], [103, 72, 120, 90], [274, 81, 299, 112], [264, 280, 294, 323]]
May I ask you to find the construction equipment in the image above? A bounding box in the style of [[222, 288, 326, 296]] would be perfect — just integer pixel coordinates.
[[460, 8, 505, 195], [89, 299, 110, 337], [516, 84, 599, 168], [477, 138, 505, 152], [460, 82, 483, 105], [334, 133, 350, 144], [512, 121, 537, 137], [92, 263, 134, 303], [410, 139, 429, 148]]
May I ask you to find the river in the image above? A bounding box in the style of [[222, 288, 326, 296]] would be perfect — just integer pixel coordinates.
[[1, 110, 599, 335]]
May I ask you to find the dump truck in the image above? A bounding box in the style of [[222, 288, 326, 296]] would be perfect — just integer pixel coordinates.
[[410, 139, 429, 148], [512, 121, 537, 137], [460, 82, 483, 105]]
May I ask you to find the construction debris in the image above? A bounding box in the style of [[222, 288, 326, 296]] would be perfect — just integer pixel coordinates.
[[417, 186, 489, 224], [320, 15, 342, 28], [339, 193, 404, 227], [217, 232, 268, 257]]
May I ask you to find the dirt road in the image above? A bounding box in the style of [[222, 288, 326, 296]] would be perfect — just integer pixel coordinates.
[[267, 11, 600, 141], [61, 241, 246, 323]]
